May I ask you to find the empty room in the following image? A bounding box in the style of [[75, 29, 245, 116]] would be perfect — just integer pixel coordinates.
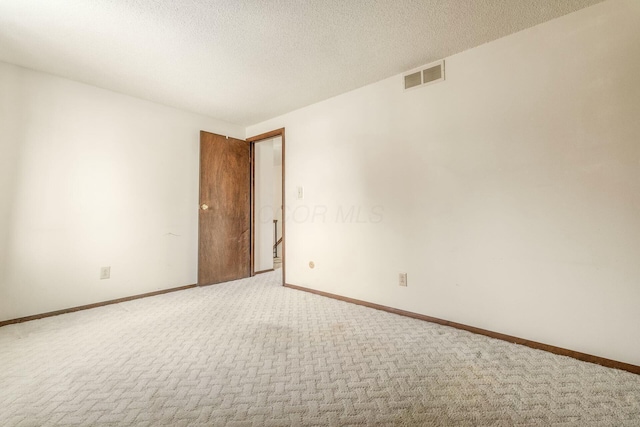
[[1, 0, 640, 425]]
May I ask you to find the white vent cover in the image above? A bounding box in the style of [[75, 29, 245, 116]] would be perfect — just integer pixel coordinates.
[[403, 60, 445, 91], [404, 71, 422, 89]]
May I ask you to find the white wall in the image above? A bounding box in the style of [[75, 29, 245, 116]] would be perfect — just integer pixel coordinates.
[[0, 61, 243, 321], [255, 138, 275, 271], [247, 0, 640, 366]]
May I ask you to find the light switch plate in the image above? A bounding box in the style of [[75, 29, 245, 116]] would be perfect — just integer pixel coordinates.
[[399, 273, 407, 287]]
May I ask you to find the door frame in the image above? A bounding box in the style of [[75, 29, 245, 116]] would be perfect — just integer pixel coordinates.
[[247, 128, 286, 286]]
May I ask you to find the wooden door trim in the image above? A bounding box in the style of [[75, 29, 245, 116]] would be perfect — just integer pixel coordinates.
[[247, 128, 286, 286], [250, 142, 255, 276], [247, 128, 285, 142]]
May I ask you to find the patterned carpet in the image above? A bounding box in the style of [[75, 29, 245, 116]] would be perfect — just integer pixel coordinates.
[[1, 270, 639, 426]]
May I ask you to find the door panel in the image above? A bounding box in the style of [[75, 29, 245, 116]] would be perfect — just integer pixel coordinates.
[[198, 131, 250, 285]]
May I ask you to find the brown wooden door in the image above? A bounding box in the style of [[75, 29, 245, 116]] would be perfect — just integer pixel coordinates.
[[198, 131, 251, 285]]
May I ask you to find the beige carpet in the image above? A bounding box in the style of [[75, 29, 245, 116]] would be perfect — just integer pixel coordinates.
[[1, 270, 639, 426]]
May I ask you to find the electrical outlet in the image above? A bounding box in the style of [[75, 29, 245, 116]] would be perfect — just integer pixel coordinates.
[[399, 273, 407, 287], [100, 266, 111, 280]]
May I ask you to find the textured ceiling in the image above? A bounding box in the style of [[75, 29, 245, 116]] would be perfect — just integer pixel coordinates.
[[0, 0, 603, 126]]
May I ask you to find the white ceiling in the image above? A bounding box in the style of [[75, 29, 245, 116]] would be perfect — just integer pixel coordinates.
[[0, 0, 603, 126]]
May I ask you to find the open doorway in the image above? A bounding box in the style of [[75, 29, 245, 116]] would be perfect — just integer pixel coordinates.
[[253, 136, 282, 273], [248, 129, 285, 285]]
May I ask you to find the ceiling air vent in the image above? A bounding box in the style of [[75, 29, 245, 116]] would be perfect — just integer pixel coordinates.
[[403, 60, 445, 91], [404, 71, 422, 90]]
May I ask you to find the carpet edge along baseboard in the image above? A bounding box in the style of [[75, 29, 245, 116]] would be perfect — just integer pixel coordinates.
[[0, 284, 197, 327], [284, 283, 640, 376], [3, 280, 637, 376]]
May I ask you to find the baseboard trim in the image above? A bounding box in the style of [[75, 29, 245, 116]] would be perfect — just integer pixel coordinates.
[[284, 283, 640, 376], [0, 284, 197, 328], [255, 269, 275, 275]]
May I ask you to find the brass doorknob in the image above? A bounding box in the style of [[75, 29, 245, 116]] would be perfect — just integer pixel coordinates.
[[200, 204, 209, 210]]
